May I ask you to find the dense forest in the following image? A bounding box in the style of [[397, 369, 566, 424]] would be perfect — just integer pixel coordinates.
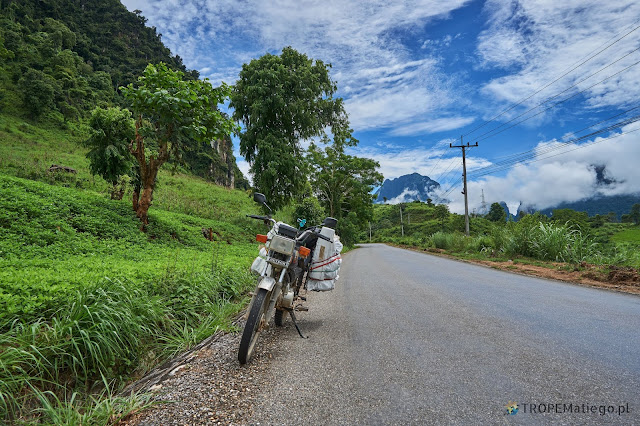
[[0, 0, 248, 188]]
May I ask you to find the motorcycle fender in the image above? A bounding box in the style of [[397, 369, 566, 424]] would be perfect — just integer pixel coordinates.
[[258, 277, 276, 292]]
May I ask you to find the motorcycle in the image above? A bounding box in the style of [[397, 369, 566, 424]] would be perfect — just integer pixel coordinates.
[[238, 192, 340, 364]]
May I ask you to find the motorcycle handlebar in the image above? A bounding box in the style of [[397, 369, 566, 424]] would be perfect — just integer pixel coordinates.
[[247, 214, 268, 220], [316, 233, 332, 242]]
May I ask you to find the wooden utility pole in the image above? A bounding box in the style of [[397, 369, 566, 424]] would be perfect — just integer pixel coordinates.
[[450, 137, 478, 236], [369, 221, 372, 242], [399, 205, 404, 237]]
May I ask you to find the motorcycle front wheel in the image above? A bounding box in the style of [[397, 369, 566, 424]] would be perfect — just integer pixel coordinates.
[[238, 287, 270, 364]]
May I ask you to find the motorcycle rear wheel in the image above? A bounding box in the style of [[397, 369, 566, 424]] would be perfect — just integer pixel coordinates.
[[238, 288, 269, 364]]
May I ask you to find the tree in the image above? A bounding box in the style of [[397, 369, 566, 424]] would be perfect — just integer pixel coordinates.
[[629, 203, 640, 225], [19, 69, 58, 118], [550, 208, 589, 230], [230, 47, 349, 210], [306, 136, 382, 246], [84, 107, 135, 199], [434, 204, 449, 229], [291, 196, 325, 228], [486, 202, 507, 222], [121, 63, 237, 225]]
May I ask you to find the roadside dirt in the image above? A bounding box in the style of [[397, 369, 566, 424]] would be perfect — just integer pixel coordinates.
[[118, 317, 280, 425], [394, 244, 640, 295]]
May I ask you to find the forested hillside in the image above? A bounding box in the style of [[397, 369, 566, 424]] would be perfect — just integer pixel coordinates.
[[0, 0, 186, 117], [0, 1, 257, 421], [0, 0, 248, 187]]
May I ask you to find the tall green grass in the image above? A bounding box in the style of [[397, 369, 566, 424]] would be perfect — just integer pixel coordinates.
[[376, 221, 638, 267], [0, 265, 254, 422], [0, 115, 263, 422]]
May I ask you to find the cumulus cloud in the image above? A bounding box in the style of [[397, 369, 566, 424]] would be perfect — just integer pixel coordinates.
[[388, 189, 420, 204], [443, 122, 640, 214]]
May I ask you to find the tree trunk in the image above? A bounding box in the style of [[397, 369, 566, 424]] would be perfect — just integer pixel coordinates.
[[136, 170, 157, 226], [111, 183, 125, 200], [132, 186, 140, 212], [129, 117, 170, 228]]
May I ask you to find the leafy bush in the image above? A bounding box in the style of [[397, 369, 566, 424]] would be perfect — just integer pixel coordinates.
[[291, 196, 325, 227]]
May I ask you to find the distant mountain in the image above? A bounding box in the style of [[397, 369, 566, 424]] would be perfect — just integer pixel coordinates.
[[498, 201, 516, 221], [515, 164, 639, 219], [374, 173, 442, 204], [525, 194, 640, 220]]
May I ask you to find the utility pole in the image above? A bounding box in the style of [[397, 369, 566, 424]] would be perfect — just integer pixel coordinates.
[[399, 205, 404, 237], [369, 221, 372, 242], [450, 137, 478, 236], [408, 213, 410, 225]]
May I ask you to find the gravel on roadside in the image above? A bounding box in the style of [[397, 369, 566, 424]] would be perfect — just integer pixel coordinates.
[[120, 319, 284, 426]]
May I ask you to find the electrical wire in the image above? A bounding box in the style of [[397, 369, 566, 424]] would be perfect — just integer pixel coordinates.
[[473, 51, 640, 143], [470, 127, 640, 179], [463, 21, 640, 138], [468, 113, 640, 177], [483, 105, 640, 165], [436, 122, 640, 199]]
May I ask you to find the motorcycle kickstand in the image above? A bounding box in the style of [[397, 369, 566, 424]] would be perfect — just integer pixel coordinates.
[[287, 309, 308, 339]]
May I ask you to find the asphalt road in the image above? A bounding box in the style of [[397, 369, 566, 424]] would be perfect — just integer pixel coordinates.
[[248, 244, 640, 425]]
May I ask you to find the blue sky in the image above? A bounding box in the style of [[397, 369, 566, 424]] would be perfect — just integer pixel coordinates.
[[121, 0, 640, 213]]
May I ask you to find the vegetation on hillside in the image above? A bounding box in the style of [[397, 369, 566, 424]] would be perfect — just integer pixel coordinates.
[[369, 201, 640, 268], [0, 0, 247, 187], [0, 112, 263, 421]]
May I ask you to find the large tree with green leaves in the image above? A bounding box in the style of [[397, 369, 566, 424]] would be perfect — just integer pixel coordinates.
[[306, 136, 383, 245], [629, 203, 640, 225], [121, 63, 237, 225], [486, 202, 507, 223], [230, 47, 349, 209], [84, 106, 135, 199]]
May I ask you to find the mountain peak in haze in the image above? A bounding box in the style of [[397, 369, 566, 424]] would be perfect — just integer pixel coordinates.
[[374, 173, 442, 204]]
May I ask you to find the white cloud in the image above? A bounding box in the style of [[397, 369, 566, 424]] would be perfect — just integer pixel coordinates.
[[351, 143, 492, 182], [477, 0, 640, 118], [390, 116, 476, 136], [443, 122, 640, 214], [236, 158, 252, 185], [121, 0, 474, 133], [388, 189, 420, 204]]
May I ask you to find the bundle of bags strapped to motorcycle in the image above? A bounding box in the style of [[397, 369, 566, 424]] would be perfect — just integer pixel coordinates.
[[250, 222, 343, 291]]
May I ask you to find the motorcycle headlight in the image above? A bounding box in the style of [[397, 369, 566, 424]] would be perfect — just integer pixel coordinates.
[[268, 235, 295, 256]]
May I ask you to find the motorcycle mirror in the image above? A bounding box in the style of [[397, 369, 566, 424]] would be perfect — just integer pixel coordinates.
[[253, 193, 266, 204], [253, 192, 272, 213]]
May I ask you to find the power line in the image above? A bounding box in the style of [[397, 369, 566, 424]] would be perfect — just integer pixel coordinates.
[[439, 126, 640, 199], [470, 127, 640, 179], [433, 156, 461, 186], [469, 112, 640, 176], [463, 21, 640, 138], [435, 146, 480, 199], [474, 57, 640, 143], [469, 105, 640, 165]]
